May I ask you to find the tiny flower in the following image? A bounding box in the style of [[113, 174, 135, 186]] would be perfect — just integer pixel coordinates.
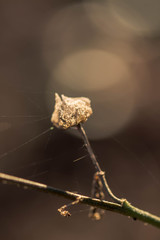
[[51, 93, 93, 129]]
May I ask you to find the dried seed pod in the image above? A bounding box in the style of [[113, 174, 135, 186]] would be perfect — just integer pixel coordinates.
[[51, 93, 93, 129]]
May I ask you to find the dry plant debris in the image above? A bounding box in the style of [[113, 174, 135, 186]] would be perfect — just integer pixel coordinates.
[[58, 197, 82, 217], [0, 88, 160, 227], [51, 93, 92, 129], [89, 173, 105, 220]]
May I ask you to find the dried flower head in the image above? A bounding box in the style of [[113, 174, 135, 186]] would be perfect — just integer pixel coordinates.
[[51, 93, 93, 129]]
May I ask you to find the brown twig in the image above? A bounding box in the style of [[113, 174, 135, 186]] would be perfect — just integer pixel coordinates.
[[0, 172, 160, 228], [77, 123, 122, 204]]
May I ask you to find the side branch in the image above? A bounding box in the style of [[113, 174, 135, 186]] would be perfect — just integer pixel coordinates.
[[77, 123, 122, 204], [0, 172, 160, 229]]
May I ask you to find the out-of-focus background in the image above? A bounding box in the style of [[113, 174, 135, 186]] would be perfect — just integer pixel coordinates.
[[0, 1, 160, 239]]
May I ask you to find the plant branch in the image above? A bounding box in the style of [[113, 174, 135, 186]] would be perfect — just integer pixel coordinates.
[[77, 123, 122, 204], [0, 172, 160, 229]]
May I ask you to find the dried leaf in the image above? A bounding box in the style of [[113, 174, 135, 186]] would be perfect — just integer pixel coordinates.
[[51, 93, 92, 129]]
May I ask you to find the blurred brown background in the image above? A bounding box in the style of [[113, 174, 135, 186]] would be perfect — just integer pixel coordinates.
[[0, 1, 160, 239]]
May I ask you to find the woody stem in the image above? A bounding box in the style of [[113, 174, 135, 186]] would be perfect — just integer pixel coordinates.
[[77, 123, 122, 204]]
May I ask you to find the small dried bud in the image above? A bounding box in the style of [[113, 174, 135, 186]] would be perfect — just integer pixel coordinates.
[[88, 209, 102, 221], [57, 197, 82, 218], [51, 93, 93, 129], [58, 208, 71, 217]]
